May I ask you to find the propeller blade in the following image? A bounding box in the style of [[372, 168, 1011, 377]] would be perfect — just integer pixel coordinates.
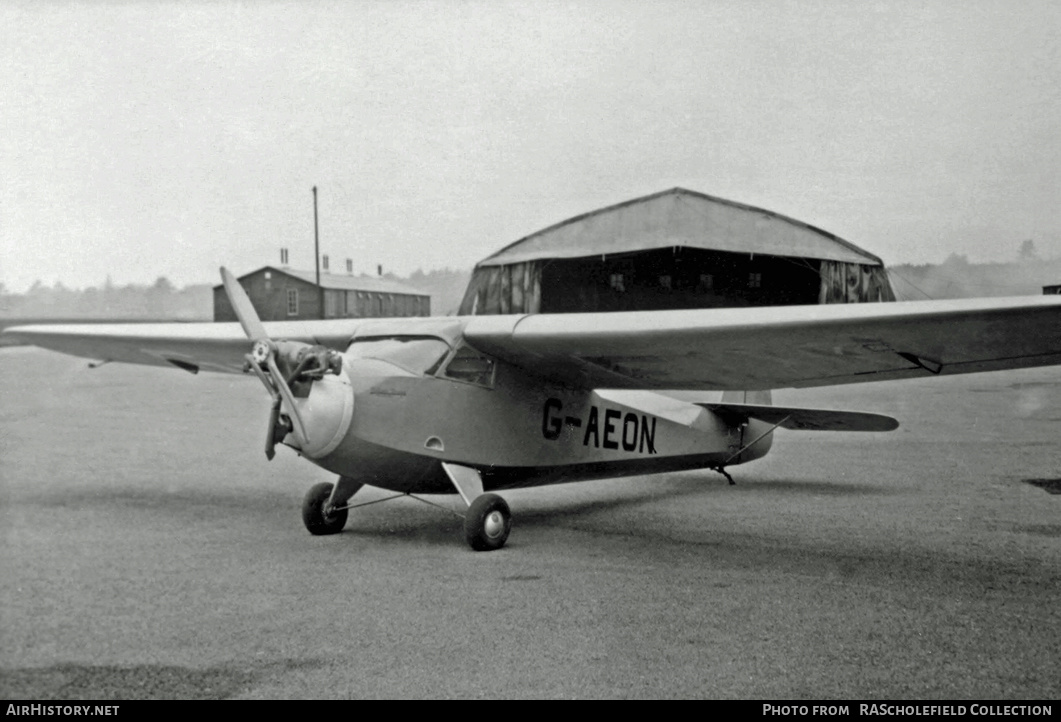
[[220, 267, 269, 341], [265, 397, 281, 461], [220, 267, 311, 453], [266, 353, 311, 445]]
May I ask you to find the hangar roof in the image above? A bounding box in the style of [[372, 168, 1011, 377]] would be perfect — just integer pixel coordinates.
[[477, 188, 884, 267]]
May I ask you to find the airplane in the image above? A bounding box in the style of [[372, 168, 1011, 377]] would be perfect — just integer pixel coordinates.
[[3, 267, 1061, 551]]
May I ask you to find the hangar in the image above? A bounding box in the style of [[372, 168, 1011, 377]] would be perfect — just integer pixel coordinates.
[[213, 266, 430, 322], [458, 188, 895, 315]]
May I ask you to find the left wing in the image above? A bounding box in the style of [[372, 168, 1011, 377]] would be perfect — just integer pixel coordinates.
[[464, 296, 1061, 390]]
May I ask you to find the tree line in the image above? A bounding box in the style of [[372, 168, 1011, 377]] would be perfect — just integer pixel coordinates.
[[888, 242, 1061, 300], [0, 268, 474, 321], [0, 277, 214, 321], [2, 248, 1056, 322]]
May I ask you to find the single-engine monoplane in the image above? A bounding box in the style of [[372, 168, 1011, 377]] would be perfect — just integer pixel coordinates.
[[4, 268, 1061, 550]]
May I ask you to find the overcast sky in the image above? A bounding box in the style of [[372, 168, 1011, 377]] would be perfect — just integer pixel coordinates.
[[1, 0, 1058, 292]]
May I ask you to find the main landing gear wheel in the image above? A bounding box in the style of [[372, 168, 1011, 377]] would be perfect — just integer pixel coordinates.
[[464, 493, 512, 551], [302, 482, 348, 535]]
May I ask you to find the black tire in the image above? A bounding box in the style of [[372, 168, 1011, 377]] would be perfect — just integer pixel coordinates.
[[302, 482, 348, 535], [463, 493, 512, 551]]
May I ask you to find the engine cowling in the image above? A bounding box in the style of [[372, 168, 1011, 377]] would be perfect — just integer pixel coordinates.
[[282, 372, 354, 459]]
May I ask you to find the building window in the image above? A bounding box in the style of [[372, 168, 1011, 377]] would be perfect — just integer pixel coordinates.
[[658, 274, 672, 290], [698, 274, 714, 291], [748, 273, 762, 289], [287, 288, 299, 316], [609, 273, 625, 292]]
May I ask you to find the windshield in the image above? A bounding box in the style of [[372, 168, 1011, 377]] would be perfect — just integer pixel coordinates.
[[345, 336, 451, 375]]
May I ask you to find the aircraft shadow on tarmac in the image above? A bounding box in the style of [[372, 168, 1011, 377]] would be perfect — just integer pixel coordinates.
[[510, 476, 891, 523], [329, 472, 892, 532], [31, 469, 887, 516], [26, 470, 895, 554], [16, 472, 1051, 592]]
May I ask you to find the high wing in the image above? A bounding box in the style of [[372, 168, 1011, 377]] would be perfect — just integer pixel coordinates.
[[0, 320, 366, 374], [5, 296, 1061, 390], [0, 317, 467, 374], [463, 296, 1061, 390]]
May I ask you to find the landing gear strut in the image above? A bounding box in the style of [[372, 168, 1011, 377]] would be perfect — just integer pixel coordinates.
[[299, 466, 512, 551], [712, 466, 736, 485], [443, 462, 512, 551]]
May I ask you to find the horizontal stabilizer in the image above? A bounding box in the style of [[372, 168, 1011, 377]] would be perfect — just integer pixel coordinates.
[[699, 402, 899, 432]]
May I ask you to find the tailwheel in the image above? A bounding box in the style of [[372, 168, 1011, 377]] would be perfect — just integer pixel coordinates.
[[464, 493, 512, 551], [302, 481, 348, 535]]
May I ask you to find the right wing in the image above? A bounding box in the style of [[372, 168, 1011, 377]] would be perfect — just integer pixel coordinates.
[[464, 295, 1061, 390], [0, 320, 364, 374]]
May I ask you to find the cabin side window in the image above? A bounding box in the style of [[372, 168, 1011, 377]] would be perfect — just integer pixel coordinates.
[[440, 343, 496, 388], [287, 288, 299, 316], [345, 336, 451, 375]]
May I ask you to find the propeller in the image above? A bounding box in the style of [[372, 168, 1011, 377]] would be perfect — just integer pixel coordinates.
[[221, 266, 269, 342], [220, 267, 324, 459]]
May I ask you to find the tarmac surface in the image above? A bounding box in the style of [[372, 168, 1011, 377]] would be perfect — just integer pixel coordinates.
[[1, 346, 1059, 699]]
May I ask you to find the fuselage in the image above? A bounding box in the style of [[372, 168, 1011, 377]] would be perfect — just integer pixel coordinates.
[[283, 333, 774, 494]]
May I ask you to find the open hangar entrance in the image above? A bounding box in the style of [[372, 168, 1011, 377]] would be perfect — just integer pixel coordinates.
[[538, 246, 824, 313]]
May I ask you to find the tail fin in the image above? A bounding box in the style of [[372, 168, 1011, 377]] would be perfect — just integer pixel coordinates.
[[717, 390, 773, 466]]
